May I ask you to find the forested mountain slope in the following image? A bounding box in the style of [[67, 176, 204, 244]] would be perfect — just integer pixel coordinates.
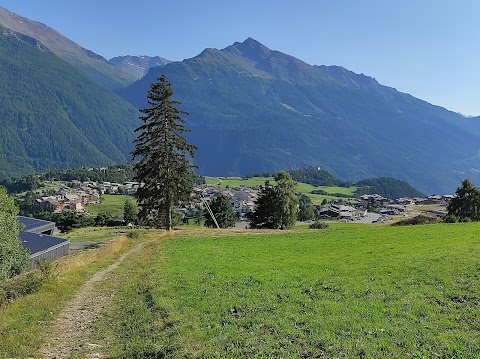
[[0, 5, 135, 89], [0, 26, 138, 179], [121, 38, 480, 194]]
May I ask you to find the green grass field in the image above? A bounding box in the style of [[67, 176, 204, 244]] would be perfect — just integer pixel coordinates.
[[86, 194, 133, 217], [206, 176, 357, 204], [97, 223, 480, 358]]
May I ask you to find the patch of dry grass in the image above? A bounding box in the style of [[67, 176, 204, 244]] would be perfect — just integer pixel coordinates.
[[0, 228, 164, 358]]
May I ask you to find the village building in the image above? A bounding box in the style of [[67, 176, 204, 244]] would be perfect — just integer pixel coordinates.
[[359, 194, 390, 208]]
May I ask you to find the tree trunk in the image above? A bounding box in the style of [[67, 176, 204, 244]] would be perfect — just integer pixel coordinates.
[[166, 206, 172, 231]]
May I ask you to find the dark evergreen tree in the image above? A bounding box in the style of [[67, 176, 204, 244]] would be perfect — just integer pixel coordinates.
[[194, 207, 204, 225], [447, 178, 480, 221], [249, 172, 298, 229], [132, 75, 196, 230], [55, 212, 95, 233], [204, 195, 236, 228], [95, 212, 114, 227], [248, 181, 278, 229]]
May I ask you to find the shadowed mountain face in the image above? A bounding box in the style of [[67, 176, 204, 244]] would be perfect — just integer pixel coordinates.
[[0, 5, 136, 89], [109, 55, 171, 80], [0, 25, 138, 179], [120, 38, 480, 194]]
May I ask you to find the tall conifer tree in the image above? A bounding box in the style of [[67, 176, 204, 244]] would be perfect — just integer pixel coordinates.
[[132, 75, 196, 230]]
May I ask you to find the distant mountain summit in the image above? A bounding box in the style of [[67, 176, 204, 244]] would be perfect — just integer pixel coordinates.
[[195, 38, 330, 83], [0, 5, 135, 89], [109, 55, 171, 80], [121, 38, 480, 194]]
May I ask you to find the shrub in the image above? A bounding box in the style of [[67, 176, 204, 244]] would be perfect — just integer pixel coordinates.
[[309, 220, 329, 229], [0, 271, 43, 307], [36, 259, 57, 283], [443, 214, 458, 223], [128, 231, 140, 240], [392, 215, 442, 226]]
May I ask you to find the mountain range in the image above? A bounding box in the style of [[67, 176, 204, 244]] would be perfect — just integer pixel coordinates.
[[1, 5, 480, 194], [0, 7, 139, 178], [121, 38, 480, 194], [109, 55, 170, 80]]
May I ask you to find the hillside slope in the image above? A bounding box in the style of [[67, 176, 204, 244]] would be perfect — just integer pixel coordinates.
[[0, 6, 135, 89], [121, 38, 480, 194], [0, 26, 138, 179]]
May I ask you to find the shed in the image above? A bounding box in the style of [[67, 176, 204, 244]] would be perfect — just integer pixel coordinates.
[[18, 216, 70, 269]]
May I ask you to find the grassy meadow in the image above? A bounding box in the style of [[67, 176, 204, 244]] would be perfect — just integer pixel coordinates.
[[205, 176, 357, 204], [86, 194, 133, 217], [95, 223, 479, 358]]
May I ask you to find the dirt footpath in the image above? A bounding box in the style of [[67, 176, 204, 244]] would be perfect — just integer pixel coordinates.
[[37, 242, 146, 359]]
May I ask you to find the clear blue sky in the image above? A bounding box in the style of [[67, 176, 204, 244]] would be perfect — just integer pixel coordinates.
[[0, 0, 479, 116]]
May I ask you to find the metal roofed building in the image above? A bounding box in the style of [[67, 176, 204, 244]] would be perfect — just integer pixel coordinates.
[[18, 216, 70, 269], [18, 215, 56, 235]]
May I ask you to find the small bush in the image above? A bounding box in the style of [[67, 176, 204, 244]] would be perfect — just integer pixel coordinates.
[[128, 231, 140, 240], [0, 271, 43, 307], [443, 214, 458, 223], [36, 259, 57, 283], [309, 220, 329, 229], [392, 215, 442, 226]]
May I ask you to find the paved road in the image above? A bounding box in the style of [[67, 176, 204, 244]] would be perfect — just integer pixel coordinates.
[[355, 212, 381, 224]]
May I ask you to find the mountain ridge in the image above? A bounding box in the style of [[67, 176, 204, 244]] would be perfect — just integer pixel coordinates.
[[0, 23, 138, 178], [121, 38, 480, 194], [0, 5, 136, 89], [109, 55, 171, 80]]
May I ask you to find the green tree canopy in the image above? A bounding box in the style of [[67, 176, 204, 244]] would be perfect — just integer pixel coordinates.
[[249, 172, 298, 229], [275, 172, 299, 229], [297, 193, 316, 222], [0, 187, 29, 282], [248, 181, 278, 229], [132, 75, 196, 230], [204, 195, 236, 228], [123, 198, 139, 224], [447, 178, 480, 221], [55, 212, 95, 233]]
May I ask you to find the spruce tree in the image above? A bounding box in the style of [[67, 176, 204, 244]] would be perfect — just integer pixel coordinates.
[[132, 75, 196, 230], [297, 193, 316, 221], [123, 198, 139, 224]]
